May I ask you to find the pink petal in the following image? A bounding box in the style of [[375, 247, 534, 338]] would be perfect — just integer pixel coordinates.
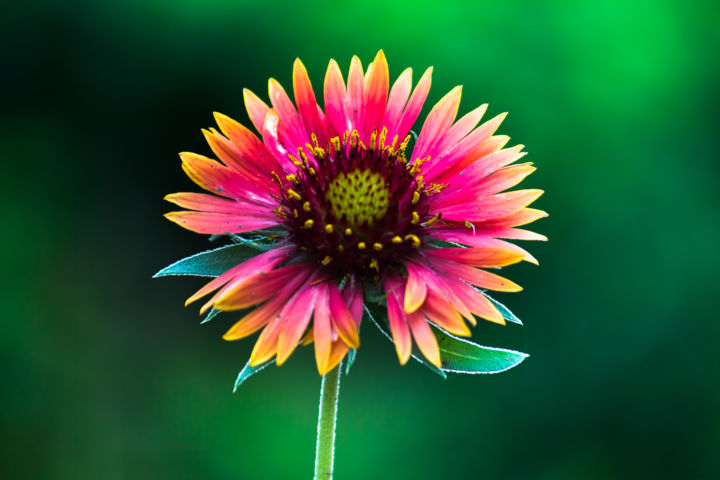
[[243, 88, 270, 134], [323, 59, 349, 138], [293, 58, 328, 144], [411, 86, 462, 162], [395, 67, 432, 141], [381, 67, 412, 138], [276, 282, 320, 365], [346, 56, 364, 134], [328, 282, 360, 348]]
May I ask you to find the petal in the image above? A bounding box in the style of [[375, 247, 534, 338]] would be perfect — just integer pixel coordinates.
[[346, 55, 364, 134], [276, 283, 320, 365], [421, 104, 487, 172], [293, 58, 328, 143], [385, 277, 412, 364], [408, 312, 441, 368], [481, 207, 549, 228], [421, 289, 471, 336], [404, 262, 428, 313], [412, 86, 462, 162], [184, 246, 293, 307], [427, 257, 523, 292], [268, 78, 308, 150], [313, 283, 333, 373], [249, 314, 284, 365], [362, 50, 389, 142], [223, 295, 286, 340], [442, 189, 544, 223], [323, 59, 349, 138], [381, 67, 412, 137], [213, 112, 281, 183], [243, 88, 270, 134], [395, 67, 432, 141], [164, 211, 278, 235], [164, 192, 257, 213], [328, 283, 360, 348], [425, 247, 524, 267], [323, 340, 350, 374], [214, 263, 313, 311]]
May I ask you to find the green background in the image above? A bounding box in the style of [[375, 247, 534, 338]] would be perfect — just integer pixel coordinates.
[[2, 0, 719, 478]]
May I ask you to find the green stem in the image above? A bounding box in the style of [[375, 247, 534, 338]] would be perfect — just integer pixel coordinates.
[[314, 362, 342, 480]]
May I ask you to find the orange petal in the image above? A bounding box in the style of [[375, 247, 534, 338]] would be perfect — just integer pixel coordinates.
[[223, 296, 285, 340], [408, 312, 441, 368], [404, 263, 428, 313], [313, 283, 333, 374]]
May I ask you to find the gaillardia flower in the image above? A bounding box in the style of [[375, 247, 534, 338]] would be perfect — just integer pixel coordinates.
[[163, 51, 546, 375]]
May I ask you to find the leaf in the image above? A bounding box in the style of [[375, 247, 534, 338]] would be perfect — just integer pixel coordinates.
[[153, 244, 256, 278], [432, 325, 528, 374], [233, 358, 274, 392], [345, 321, 360, 374], [478, 289, 523, 325], [345, 349, 357, 375], [200, 308, 222, 324], [364, 304, 447, 379]]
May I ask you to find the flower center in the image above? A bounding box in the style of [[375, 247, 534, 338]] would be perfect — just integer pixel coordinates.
[[325, 169, 389, 228], [276, 130, 440, 278]]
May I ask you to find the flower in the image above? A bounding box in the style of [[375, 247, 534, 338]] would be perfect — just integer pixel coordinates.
[[164, 51, 546, 375]]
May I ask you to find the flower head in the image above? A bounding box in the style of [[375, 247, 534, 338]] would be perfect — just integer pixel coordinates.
[[163, 51, 546, 375]]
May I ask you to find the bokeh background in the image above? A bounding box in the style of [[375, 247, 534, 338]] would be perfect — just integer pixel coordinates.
[[2, 0, 719, 478]]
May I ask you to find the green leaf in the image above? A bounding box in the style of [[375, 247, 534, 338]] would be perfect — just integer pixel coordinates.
[[233, 358, 274, 392], [153, 244, 256, 278], [432, 325, 528, 374], [481, 291, 523, 325], [364, 304, 447, 379]]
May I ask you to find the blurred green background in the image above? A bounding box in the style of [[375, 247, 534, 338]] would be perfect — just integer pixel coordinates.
[[2, 0, 719, 478]]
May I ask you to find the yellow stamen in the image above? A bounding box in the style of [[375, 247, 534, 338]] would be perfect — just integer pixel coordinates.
[[411, 211, 420, 224], [304, 219, 314, 229], [404, 234, 421, 248], [286, 174, 298, 184], [357, 242, 366, 250], [321, 256, 332, 266], [391, 236, 403, 244], [373, 242, 383, 251], [287, 189, 301, 201], [345, 228, 352, 235], [369, 258, 379, 272], [302, 201, 311, 212], [325, 224, 334, 233], [338, 245, 344, 252], [412, 191, 420, 205], [423, 213, 441, 227]]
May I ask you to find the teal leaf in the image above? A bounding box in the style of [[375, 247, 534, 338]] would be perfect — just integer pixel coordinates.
[[481, 291, 523, 325], [233, 358, 274, 392], [364, 304, 447, 379], [345, 349, 357, 375], [153, 244, 256, 278], [432, 325, 528, 374], [200, 308, 222, 324], [345, 320, 360, 374]]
